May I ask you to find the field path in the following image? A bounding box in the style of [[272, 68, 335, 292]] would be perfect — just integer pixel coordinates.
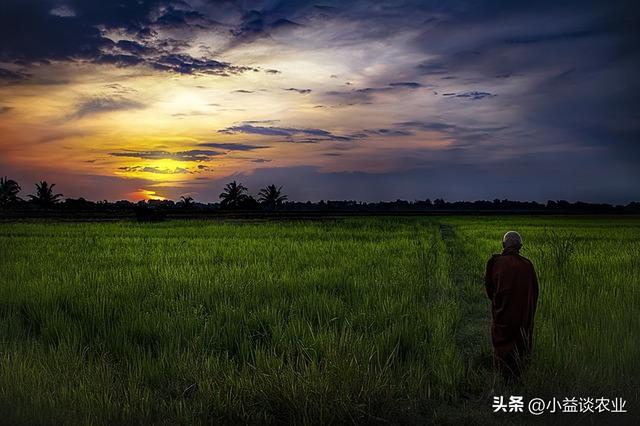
[[438, 223, 493, 393]]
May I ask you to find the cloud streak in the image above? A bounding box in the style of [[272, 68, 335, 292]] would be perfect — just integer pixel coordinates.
[[218, 124, 356, 142], [118, 165, 192, 174], [284, 88, 312, 94], [199, 142, 267, 151], [71, 96, 146, 119], [110, 149, 223, 162]]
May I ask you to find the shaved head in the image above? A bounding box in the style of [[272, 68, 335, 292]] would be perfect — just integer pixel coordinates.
[[502, 231, 522, 250]]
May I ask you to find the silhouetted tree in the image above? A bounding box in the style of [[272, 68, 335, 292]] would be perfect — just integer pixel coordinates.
[[179, 195, 195, 209], [28, 181, 62, 208], [433, 198, 446, 209], [0, 177, 21, 207], [239, 195, 260, 210], [219, 181, 248, 209], [134, 203, 165, 222], [64, 197, 95, 210], [258, 184, 287, 210]]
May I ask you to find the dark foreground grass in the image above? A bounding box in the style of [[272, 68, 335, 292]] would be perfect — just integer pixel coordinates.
[[0, 216, 638, 424]]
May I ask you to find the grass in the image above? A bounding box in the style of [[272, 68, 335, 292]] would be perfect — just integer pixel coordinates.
[[0, 216, 638, 424]]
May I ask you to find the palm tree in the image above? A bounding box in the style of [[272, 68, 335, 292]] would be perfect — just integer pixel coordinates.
[[179, 195, 195, 209], [219, 181, 248, 209], [28, 181, 63, 208], [258, 184, 287, 210], [0, 177, 21, 207]]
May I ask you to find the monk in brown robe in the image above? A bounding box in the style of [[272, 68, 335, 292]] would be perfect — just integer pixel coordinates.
[[484, 231, 539, 381]]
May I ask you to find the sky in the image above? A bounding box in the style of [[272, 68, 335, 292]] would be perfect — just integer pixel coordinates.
[[0, 0, 639, 203]]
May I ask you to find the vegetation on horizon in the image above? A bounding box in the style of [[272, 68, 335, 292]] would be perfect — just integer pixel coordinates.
[[0, 176, 638, 214]]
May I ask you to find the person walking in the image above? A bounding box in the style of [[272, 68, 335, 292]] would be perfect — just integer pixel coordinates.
[[484, 231, 539, 381]]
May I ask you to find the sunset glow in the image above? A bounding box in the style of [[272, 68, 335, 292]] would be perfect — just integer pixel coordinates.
[[1, 1, 638, 202]]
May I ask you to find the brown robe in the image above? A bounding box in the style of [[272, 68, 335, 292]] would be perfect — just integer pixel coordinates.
[[484, 247, 539, 380]]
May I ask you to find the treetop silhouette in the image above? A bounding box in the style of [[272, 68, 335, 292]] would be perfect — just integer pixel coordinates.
[[28, 181, 63, 208]]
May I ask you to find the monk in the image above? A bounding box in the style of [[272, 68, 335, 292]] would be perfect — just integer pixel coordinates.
[[484, 231, 539, 381]]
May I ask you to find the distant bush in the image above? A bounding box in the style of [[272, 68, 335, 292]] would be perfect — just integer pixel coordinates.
[[134, 204, 166, 222]]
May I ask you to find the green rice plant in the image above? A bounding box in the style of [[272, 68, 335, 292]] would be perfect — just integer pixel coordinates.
[[0, 216, 638, 424]]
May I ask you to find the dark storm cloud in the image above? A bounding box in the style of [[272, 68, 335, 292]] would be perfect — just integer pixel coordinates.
[[110, 149, 222, 162], [71, 96, 146, 118], [0, 0, 254, 77], [199, 142, 267, 151]]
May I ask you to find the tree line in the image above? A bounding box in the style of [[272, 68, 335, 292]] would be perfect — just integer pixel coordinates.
[[1, 178, 63, 208], [0, 177, 288, 211], [1, 176, 639, 215]]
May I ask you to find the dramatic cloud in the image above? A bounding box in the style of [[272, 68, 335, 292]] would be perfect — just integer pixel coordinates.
[[1, 0, 638, 202], [0, 0, 255, 78]]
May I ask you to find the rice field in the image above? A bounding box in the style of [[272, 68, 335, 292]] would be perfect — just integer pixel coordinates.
[[0, 216, 638, 424]]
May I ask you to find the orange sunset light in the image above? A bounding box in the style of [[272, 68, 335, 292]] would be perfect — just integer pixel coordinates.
[[130, 189, 166, 201]]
